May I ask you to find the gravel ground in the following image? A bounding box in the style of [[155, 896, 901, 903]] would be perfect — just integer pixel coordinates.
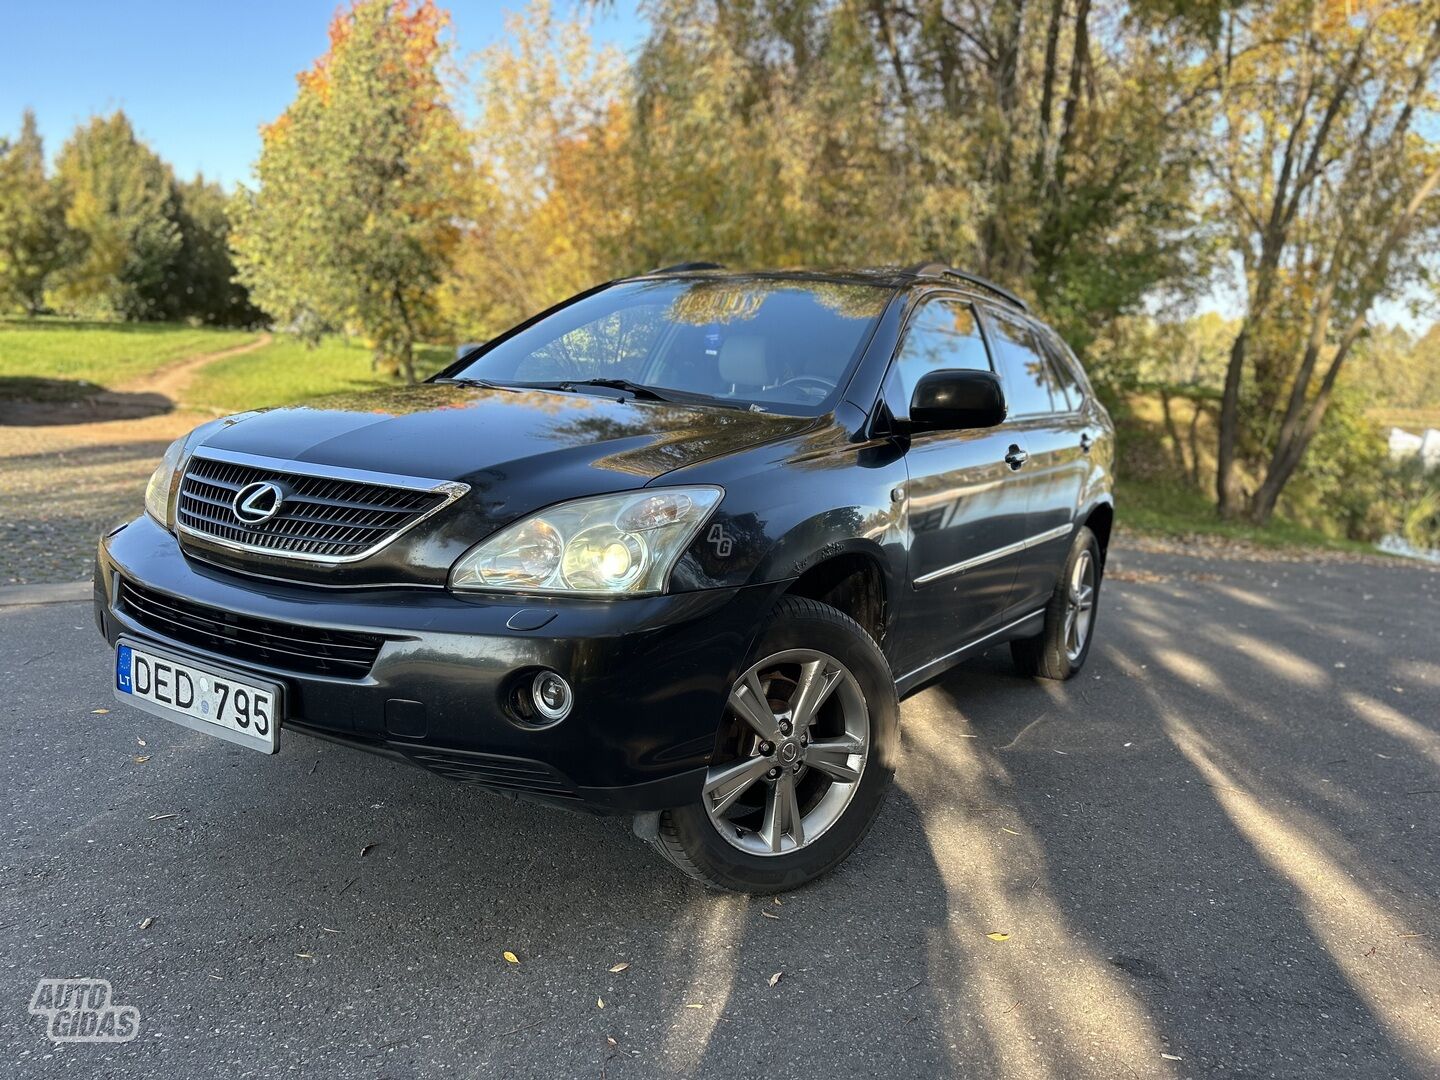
[[0, 412, 197, 585], [1, 544, 1437, 1078]]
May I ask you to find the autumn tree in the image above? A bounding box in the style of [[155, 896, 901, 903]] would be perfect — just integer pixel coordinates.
[[1208, 0, 1440, 522], [624, 1, 1213, 355], [444, 0, 633, 337], [49, 112, 187, 320], [0, 110, 68, 315], [232, 0, 467, 380], [631, 1, 911, 271]]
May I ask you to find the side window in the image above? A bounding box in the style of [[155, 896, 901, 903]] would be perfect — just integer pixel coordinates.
[[984, 310, 1062, 417], [1038, 330, 1085, 412], [890, 297, 992, 407]]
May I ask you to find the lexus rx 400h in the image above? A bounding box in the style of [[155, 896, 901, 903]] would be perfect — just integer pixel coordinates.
[[96, 262, 1115, 892]]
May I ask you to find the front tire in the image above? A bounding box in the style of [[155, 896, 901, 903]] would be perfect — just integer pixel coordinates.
[[651, 596, 898, 893], [1011, 525, 1102, 680]]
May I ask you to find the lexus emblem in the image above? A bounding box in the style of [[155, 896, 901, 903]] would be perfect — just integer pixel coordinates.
[[232, 481, 285, 524]]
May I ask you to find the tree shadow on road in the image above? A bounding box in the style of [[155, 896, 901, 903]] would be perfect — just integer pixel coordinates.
[[0, 377, 173, 425]]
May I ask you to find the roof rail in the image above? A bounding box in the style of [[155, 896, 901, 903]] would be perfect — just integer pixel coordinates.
[[647, 261, 726, 274], [904, 261, 1029, 313]]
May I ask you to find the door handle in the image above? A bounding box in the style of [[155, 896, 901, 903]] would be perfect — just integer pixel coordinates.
[[1004, 445, 1029, 470], [1079, 432, 1094, 454]]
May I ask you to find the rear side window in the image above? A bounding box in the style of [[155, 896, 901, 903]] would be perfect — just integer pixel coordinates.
[[983, 309, 1063, 417], [1036, 328, 1087, 411], [890, 297, 992, 406]]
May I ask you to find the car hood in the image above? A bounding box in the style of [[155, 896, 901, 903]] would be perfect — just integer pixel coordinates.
[[183, 383, 815, 586]]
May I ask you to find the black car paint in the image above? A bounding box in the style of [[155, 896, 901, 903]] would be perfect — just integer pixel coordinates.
[[94, 269, 1115, 812]]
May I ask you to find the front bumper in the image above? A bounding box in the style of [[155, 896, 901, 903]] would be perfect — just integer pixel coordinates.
[[95, 516, 784, 812]]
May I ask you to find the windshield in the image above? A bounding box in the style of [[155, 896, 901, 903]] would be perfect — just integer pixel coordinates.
[[450, 277, 892, 415]]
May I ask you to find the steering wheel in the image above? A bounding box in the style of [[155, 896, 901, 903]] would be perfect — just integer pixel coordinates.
[[777, 374, 837, 396]]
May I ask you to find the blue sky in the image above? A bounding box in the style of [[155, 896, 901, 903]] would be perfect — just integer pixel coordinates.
[[0, 1, 647, 187]]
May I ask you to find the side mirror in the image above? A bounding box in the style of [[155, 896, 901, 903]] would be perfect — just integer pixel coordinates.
[[907, 369, 1007, 431]]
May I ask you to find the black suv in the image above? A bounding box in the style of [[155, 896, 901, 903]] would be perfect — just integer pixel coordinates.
[[95, 263, 1114, 892]]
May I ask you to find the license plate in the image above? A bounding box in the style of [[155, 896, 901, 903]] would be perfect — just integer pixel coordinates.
[[114, 639, 281, 754]]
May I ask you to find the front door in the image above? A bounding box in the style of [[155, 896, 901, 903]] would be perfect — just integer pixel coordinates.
[[887, 296, 1034, 676]]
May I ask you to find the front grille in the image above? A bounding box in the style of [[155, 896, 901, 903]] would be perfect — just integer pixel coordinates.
[[406, 748, 578, 798], [118, 578, 385, 678], [177, 453, 457, 561]]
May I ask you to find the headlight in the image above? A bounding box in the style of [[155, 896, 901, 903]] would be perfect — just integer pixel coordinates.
[[143, 418, 230, 529], [144, 436, 190, 529], [450, 486, 723, 597]]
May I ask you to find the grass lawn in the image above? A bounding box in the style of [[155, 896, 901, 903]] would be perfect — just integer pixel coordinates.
[[0, 316, 259, 395], [185, 335, 453, 413], [1119, 476, 1378, 554]]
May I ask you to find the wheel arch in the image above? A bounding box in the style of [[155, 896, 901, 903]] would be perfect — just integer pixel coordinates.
[[781, 545, 892, 655], [1080, 498, 1114, 566]]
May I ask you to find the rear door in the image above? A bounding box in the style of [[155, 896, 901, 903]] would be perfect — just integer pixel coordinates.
[[888, 295, 1034, 675], [979, 307, 1088, 614]]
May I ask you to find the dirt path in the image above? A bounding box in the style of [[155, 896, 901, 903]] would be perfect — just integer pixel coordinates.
[[114, 330, 272, 404], [1, 332, 272, 583]]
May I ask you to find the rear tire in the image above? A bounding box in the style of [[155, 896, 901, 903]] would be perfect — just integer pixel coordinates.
[[652, 596, 898, 893], [1011, 525, 1102, 680]]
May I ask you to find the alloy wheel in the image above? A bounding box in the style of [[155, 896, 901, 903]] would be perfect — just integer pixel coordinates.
[[702, 649, 870, 856], [1063, 550, 1096, 662]]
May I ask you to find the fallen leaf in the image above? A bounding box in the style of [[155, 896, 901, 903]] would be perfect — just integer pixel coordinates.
[[503, 951, 520, 965], [597, 997, 605, 1009], [987, 932, 1011, 942], [132, 755, 150, 764], [761, 910, 780, 920], [606, 1036, 618, 1048], [148, 813, 177, 821], [139, 917, 154, 930], [360, 843, 376, 858], [768, 972, 783, 987], [608, 962, 630, 973], [91, 708, 110, 715]]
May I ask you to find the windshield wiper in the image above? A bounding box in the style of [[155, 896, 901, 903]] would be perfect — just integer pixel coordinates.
[[552, 378, 673, 402], [435, 376, 515, 391]]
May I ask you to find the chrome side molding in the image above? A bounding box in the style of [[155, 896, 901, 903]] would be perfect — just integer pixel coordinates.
[[912, 522, 1073, 586]]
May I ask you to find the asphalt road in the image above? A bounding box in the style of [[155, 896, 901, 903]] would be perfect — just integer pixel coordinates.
[[2, 544, 1438, 1079]]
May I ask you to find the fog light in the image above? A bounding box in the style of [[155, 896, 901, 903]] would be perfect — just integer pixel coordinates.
[[531, 670, 573, 722]]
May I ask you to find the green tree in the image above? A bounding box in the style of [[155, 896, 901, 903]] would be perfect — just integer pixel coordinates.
[[232, 0, 468, 381], [1207, 0, 1440, 523], [0, 110, 68, 315], [175, 176, 262, 326], [50, 111, 187, 320]]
